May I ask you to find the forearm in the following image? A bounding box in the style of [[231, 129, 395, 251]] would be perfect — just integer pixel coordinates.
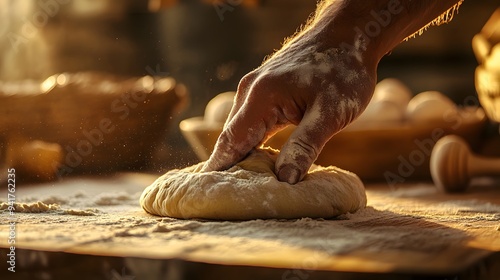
[[382, 0, 464, 47], [305, 0, 464, 63]]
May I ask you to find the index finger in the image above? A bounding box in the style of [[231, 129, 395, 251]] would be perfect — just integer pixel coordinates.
[[201, 104, 269, 172]]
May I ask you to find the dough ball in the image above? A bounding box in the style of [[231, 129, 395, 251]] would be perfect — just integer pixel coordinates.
[[406, 91, 458, 123], [349, 78, 410, 128], [204, 91, 236, 124], [351, 100, 405, 128], [372, 78, 412, 107], [140, 148, 366, 220]]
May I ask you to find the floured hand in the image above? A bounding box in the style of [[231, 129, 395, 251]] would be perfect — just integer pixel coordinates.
[[202, 2, 377, 184], [202, 0, 463, 184]]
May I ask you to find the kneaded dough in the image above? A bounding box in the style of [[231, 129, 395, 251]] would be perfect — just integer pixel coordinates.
[[140, 148, 367, 220]]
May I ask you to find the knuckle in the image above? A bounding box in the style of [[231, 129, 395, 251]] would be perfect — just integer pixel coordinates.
[[288, 136, 319, 165], [241, 69, 279, 92], [237, 72, 257, 93]]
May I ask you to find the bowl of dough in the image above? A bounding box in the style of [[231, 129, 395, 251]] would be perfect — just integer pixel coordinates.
[[180, 79, 487, 181]]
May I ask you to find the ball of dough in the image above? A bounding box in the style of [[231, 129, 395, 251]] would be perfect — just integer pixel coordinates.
[[349, 78, 410, 128], [372, 78, 412, 107], [406, 91, 458, 123], [204, 91, 236, 124], [140, 148, 366, 220], [351, 100, 405, 128]]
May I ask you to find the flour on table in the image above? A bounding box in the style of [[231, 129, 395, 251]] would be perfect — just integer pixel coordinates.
[[93, 191, 134, 206], [140, 148, 366, 220], [0, 201, 98, 216], [0, 201, 60, 213]]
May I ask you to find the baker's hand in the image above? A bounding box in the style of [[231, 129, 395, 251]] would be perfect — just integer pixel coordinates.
[[202, 0, 462, 184], [202, 8, 380, 184]]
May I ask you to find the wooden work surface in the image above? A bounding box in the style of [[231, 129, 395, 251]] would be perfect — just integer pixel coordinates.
[[0, 173, 499, 279]]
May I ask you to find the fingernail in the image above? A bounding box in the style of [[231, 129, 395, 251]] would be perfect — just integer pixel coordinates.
[[278, 166, 300, 185]]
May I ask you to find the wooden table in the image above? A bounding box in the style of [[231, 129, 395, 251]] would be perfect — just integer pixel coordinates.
[[0, 173, 499, 280]]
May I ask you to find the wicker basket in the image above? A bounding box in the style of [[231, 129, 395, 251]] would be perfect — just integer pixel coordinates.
[[0, 72, 187, 178]]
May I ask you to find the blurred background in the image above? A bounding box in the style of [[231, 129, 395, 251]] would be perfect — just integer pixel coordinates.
[[0, 0, 498, 180], [1, 1, 497, 104]]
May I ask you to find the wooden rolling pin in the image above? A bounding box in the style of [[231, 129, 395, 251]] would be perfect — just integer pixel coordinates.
[[430, 135, 500, 192]]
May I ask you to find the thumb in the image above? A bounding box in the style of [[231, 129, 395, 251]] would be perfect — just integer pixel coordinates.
[[275, 109, 338, 184]]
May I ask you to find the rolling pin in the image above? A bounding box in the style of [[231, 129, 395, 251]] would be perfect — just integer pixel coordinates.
[[430, 135, 500, 192]]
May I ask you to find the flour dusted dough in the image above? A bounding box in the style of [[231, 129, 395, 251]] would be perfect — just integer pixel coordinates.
[[140, 148, 366, 220]]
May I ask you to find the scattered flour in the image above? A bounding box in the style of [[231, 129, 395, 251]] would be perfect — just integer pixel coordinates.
[[93, 192, 134, 206], [0, 202, 60, 213], [436, 200, 500, 214], [0, 201, 99, 216], [63, 209, 99, 216]]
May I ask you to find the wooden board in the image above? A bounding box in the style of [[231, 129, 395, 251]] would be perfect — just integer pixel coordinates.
[[0, 173, 499, 278]]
